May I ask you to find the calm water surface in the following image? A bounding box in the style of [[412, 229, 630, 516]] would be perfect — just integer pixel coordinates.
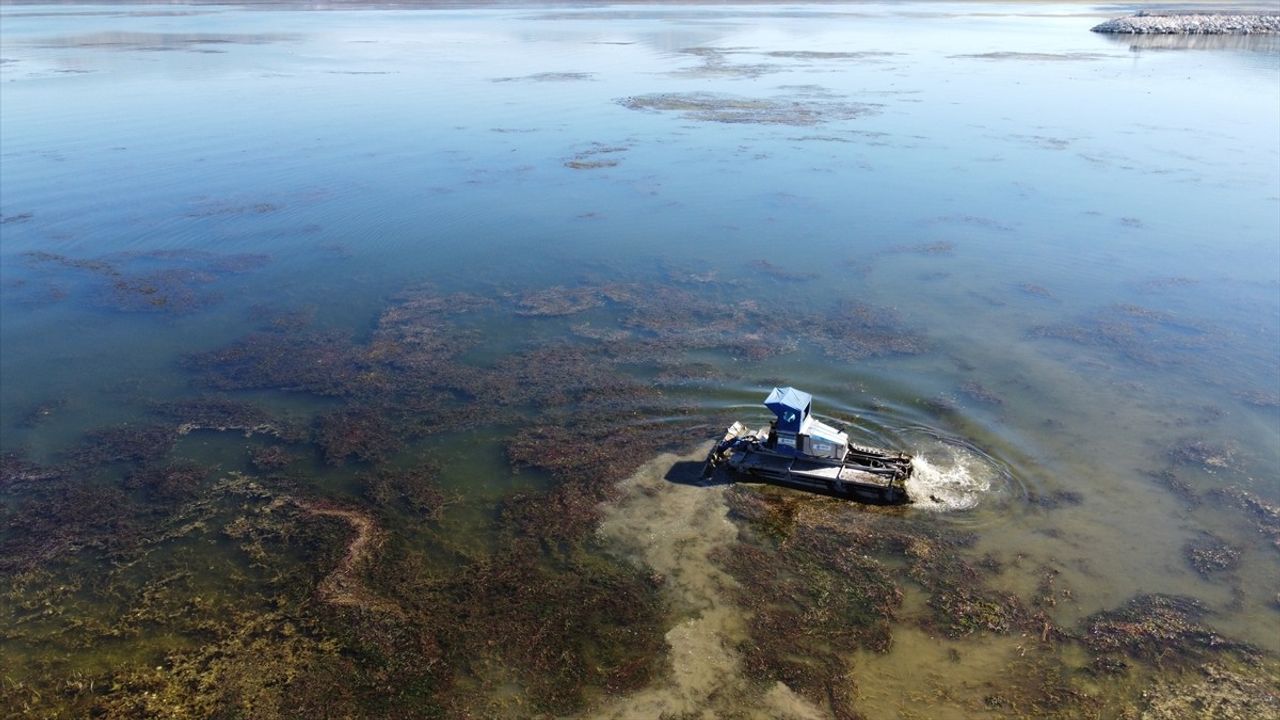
[[1, 2, 1278, 718]]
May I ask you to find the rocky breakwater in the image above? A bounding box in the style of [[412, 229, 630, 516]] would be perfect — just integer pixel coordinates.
[[1092, 12, 1280, 34]]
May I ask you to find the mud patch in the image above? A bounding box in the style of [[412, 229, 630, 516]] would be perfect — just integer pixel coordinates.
[[589, 450, 825, 719]]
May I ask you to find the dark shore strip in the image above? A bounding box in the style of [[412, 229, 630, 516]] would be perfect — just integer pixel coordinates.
[[1093, 12, 1280, 34]]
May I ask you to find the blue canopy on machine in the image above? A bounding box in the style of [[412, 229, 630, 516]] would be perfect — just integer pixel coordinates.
[[764, 386, 812, 433]]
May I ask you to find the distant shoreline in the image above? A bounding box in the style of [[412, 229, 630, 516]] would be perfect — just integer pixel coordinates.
[[0, 0, 1277, 9], [1093, 12, 1280, 34], [2, 0, 1278, 25]]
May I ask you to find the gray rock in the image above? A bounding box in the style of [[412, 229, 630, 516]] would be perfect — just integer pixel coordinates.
[[1092, 12, 1280, 34]]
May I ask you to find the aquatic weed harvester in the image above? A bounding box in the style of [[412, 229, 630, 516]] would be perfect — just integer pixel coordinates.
[[704, 387, 914, 504]]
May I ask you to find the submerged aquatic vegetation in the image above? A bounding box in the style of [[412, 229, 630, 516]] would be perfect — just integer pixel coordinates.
[[763, 50, 899, 60], [618, 91, 879, 126], [1183, 533, 1242, 576], [1140, 663, 1280, 720], [1209, 487, 1280, 551], [0, 458, 140, 574], [7, 271, 1267, 718], [492, 71, 594, 82], [667, 46, 783, 79], [516, 285, 607, 316], [711, 486, 1056, 715], [183, 329, 379, 396], [809, 300, 928, 360], [6, 278, 759, 715], [1168, 438, 1239, 471], [1028, 303, 1219, 366], [749, 258, 819, 282], [153, 395, 306, 441], [1142, 469, 1202, 507], [124, 461, 211, 502], [1018, 282, 1055, 299], [360, 465, 452, 520], [563, 143, 628, 170], [315, 407, 402, 465], [68, 422, 177, 468], [19, 249, 267, 314], [884, 239, 956, 256], [959, 380, 1004, 406], [1236, 389, 1280, 408], [250, 444, 295, 471], [1081, 594, 1253, 665], [950, 51, 1109, 61]]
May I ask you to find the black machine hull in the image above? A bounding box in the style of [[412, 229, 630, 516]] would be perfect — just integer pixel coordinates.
[[704, 424, 913, 505], [705, 389, 916, 505]]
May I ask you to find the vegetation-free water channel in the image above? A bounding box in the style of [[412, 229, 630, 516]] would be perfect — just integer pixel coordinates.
[[2, 3, 1277, 718]]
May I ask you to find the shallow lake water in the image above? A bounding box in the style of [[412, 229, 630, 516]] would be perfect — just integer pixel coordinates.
[[1, 2, 1278, 718]]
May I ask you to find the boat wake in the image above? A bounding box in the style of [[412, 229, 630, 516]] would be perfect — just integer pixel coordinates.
[[904, 436, 1003, 512]]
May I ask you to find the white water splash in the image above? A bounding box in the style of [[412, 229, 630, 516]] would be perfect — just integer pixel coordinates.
[[905, 442, 993, 511]]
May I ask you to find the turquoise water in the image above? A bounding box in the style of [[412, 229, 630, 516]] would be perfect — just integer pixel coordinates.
[[2, 3, 1278, 717]]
